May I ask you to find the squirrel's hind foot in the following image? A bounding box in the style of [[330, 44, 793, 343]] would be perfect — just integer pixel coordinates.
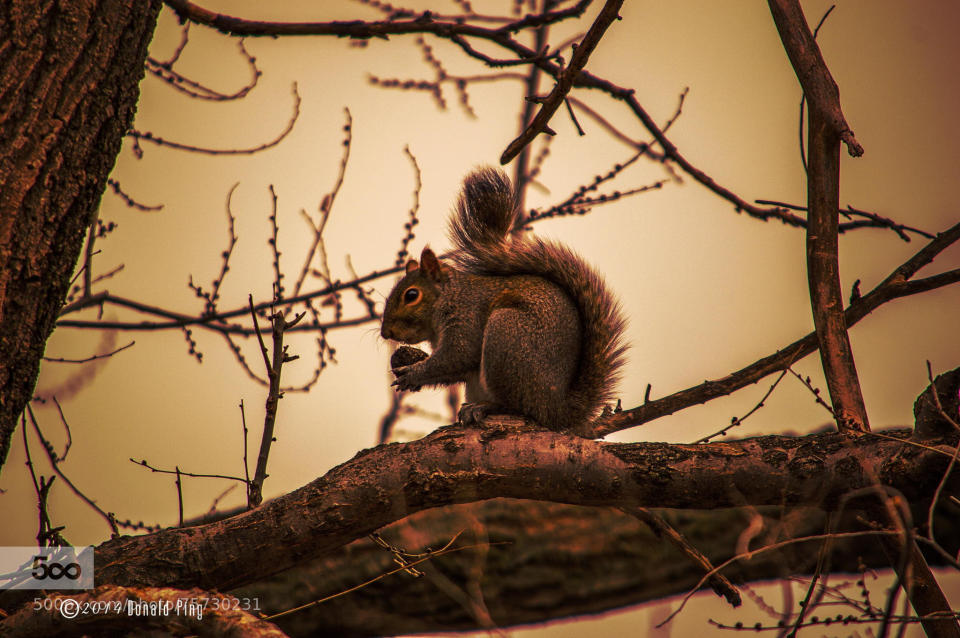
[[457, 401, 504, 425]]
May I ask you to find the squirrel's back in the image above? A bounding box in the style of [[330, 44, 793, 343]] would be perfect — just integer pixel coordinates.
[[449, 167, 627, 431]]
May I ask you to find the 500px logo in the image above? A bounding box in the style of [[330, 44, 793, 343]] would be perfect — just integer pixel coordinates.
[[31, 554, 83, 581], [0, 546, 94, 590]]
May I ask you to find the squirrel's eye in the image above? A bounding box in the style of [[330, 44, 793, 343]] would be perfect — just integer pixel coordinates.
[[402, 287, 421, 305]]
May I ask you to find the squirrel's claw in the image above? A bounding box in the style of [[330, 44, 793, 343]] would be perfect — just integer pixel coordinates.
[[391, 371, 422, 393], [458, 401, 497, 424]]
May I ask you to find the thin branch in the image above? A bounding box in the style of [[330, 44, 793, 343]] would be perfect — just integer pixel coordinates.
[[146, 38, 261, 101], [565, 95, 669, 159], [796, 4, 837, 172], [163, 0, 593, 38], [154, 1, 904, 234], [128, 83, 300, 155], [501, 0, 623, 164], [619, 505, 741, 607], [22, 415, 65, 547], [26, 405, 119, 537], [658, 529, 900, 628], [130, 457, 248, 483], [263, 532, 489, 622], [755, 199, 935, 242], [267, 185, 284, 298], [175, 466, 184, 527], [106, 178, 164, 211], [394, 146, 422, 267], [58, 261, 401, 330], [786, 513, 836, 637], [787, 367, 835, 415], [82, 211, 97, 298], [240, 399, 251, 506], [585, 221, 960, 437], [511, 7, 551, 207], [189, 184, 239, 316], [292, 109, 352, 297], [247, 296, 304, 506], [692, 368, 790, 443], [42, 340, 135, 364]]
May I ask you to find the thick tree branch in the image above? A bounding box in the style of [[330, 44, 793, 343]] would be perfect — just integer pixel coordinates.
[[767, 0, 864, 156], [805, 100, 870, 434], [767, 0, 870, 436], [84, 418, 954, 593], [239, 500, 956, 637]]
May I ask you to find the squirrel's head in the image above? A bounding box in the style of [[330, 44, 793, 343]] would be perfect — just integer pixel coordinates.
[[380, 247, 446, 344]]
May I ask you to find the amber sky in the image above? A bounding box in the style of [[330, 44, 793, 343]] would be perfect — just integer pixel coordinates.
[[3, 0, 959, 634]]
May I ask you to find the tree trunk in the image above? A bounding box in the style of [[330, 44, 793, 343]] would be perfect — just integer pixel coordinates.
[[0, 0, 162, 473]]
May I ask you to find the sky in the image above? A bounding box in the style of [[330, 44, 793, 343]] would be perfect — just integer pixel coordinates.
[[3, 0, 960, 635]]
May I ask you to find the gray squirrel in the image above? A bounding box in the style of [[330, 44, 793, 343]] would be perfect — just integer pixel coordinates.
[[381, 166, 627, 432]]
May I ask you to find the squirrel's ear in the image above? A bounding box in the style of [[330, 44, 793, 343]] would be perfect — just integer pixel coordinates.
[[419, 247, 445, 282], [405, 258, 419, 274]]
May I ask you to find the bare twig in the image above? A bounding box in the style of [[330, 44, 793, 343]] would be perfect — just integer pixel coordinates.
[[106, 178, 164, 211], [693, 368, 790, 443], [146, 38, 261, 101], [786, 368, 834, 415], [658, 529, 900, 628], [128, 84, 300, 156], [247, 295, 304, 506], [42, 340, 135, 364], [189, 184, 238, 316], [293, 109, 352, 297], [22, 415, 66, 547], [130, 457, 248, 483], [26, 405, 119, 537], [754, 199, 934, 242], [262, 532, 503, 622], [175, 466, 184, 527], [394, 146, 422, 267], [620, 505, 741, 607], [786, 514, 836, 637], [501, 0, 623, 164], [156, 1, 900, 233], [240, 399, 251, 505]]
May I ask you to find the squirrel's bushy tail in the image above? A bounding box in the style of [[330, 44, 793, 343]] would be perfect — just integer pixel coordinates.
[[448, 166, 628, 431]]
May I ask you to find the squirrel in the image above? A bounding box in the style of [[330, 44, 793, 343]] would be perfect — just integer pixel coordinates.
[[380, 166, 627, 432]]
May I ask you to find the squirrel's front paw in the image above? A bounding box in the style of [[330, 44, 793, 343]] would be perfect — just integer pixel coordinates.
[[390, 347, 428, 392], [391, 364, 423, 392]]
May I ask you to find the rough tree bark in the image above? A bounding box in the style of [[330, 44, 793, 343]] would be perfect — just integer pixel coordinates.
[[76, 374, 960, 590], [2, 373, 955, 634], [1, 3, 958, 636], [237, 499, 959, 637], [0, 0, 162, 473]]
